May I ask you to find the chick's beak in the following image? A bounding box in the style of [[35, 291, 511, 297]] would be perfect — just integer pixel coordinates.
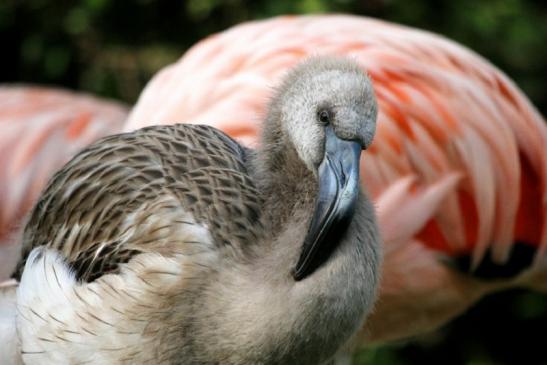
[[293, 126, 362, 281]]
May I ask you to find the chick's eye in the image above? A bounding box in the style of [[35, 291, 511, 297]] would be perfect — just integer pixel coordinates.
[[318, 109, 331, 125]]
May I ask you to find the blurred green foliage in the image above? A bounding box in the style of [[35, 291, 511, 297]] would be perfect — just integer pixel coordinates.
[[1, 0, 546, 113], [1, 1, 546, 364]]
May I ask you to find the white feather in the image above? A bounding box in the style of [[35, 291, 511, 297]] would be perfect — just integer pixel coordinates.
[[16, 212, 217, 364], [0, 280, 20, 365]]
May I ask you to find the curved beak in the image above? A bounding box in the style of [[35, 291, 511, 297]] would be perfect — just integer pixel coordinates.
[[293, 126, 362, 281]]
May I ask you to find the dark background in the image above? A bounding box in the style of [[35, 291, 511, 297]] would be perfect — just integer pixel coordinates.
[[1, 1, 546, 364]]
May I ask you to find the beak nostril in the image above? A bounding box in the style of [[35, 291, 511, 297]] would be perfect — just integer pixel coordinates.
[[338, 160, 346, 185]]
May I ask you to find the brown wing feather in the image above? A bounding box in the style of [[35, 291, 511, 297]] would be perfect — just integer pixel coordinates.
[[14, 124, 262, 281]]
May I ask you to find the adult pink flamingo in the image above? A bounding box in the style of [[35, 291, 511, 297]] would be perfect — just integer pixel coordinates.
[[0, 86, 128, 280], [125, 15, 547, 345]]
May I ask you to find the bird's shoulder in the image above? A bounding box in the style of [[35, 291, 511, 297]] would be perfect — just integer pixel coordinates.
[[16, 123, 263, 282]]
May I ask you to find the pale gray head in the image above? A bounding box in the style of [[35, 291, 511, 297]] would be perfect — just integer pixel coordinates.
[[268, 56, 377, 170], [263, 56, 378, 280]]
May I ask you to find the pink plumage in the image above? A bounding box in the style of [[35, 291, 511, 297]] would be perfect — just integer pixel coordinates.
[[126, 15, 547, 343]]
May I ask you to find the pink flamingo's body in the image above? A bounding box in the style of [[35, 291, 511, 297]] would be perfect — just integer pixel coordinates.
[[125, 15, 547, 344], [0, 86, 128, 279]]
